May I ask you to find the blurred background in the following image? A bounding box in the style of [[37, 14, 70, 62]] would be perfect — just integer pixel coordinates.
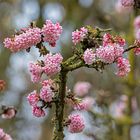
[[0, 0, 140, 140]]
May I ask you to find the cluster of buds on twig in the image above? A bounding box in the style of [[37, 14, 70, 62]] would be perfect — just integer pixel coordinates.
[[0, 105, 17, 119], [0, 80, 6, 91]]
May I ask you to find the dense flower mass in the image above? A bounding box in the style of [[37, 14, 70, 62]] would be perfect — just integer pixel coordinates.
[[116, 57, 130, 77], [121, 0, 134, 7], [96, 45, 115, 63], [42, 20, 63, 47], [115, 0, 132, 13], [41, 79, 53, 87], [134, 17, 140, 55], [68, 114, 85, 133], [29, 62, 43, 83], [27, 90, 40, 106], [27, 79, 54, 117], [134, 16, 140, 30], [103, 33, 126, 47], [72, 27, 87, 45], [32, 106, 46, 117], [43, 53, 63, 76], [4, 27, 41, 52], [96, 44, 124, 63], [82, 97, 95, 110], [73, 101, 86, 111], [134, 47, 140, 55], [74, 82, 91, 97], [83, 49, 96, 65], [135, 29, 140, 41], [40, 85, 53, 102], [71, 97, 95, 111], [0, 128, 12, 140]]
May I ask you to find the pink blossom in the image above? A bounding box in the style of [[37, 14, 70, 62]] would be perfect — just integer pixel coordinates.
[[72, 97, 95, 111], [134, 16, 140, 30], [114, 101, 126, 118], [43, 53, 63, 76], [74, 82, 91, 97], [96, 45, 115, 63], [0, 129, 12, 140], [42, 20, 62, 47], [135, 29, 140, 41], [32, 106, 45, 117], [114, 44, 124, 57], [1, 107, 17, 119], [134, 48, 140, 55], [96, 44, 124, 63], [103, 33, 112, 47], [72, 27, 87, 45], [40, 85, 53, 102], [41, 79, 53, 87], [103, 33, 125, 47], [0, 128, 5, 139], [28, 62, 43, 83], [66, 98, 86, 111], [83, 49, 96, 65], [4, 27, 41, 52], [68, 114, 85, 133], [27, 90, 40, 106], [2, 134, 12, 140], [115, 36, 126, 47], [82, 97, 95, 110], [133, 40, 140, 55], [73, 101, 87, 111], [115, 0, 132, 13], [116, 57, 130, 77], [121, 0, 134, 7]]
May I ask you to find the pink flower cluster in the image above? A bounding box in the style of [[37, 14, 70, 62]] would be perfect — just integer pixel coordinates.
[[121, 0, 134, 7], [42, 20, 63, 47], [29, 62, 43, 83], [0, 128, 12, 140], [115, 0, 132, 13], [134, 16, 140, 55], [4, 20, 63, 52], [83, 48, 96, 65], [96, 33, 125, 64], [43, 53, 63, 76], [103, 33, 126, 47], [4, 28, 41, 52], [96, 43, 124, 63], [134, 43, 140, 56], [68, 114, 85, 133], [40, 85, 53, 102], [82, 97, 95, 110], [74, 81, 91, 97], [32, 106, 45, 117], [93, 33, 130, 77], [134, 16, 140, 30], [28, 53, 63, 83], [27, 80, 53, 117], [72, 97, 95, 111], [116, 57, 130, 77], [27, 90, 40, 106], [72, 27, 88, 45]]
